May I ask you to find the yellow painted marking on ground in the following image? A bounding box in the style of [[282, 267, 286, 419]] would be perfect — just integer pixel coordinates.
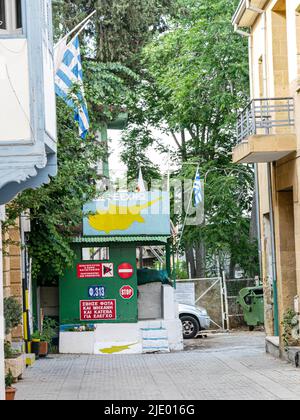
[[99, 343, 138, 354]]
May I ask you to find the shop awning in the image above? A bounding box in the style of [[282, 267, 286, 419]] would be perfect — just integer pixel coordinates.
[[71, 236, 170, 245]]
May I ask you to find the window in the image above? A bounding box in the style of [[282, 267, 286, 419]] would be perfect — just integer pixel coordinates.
[[82, 247, 110, 261], [0, 0, 23, 34]]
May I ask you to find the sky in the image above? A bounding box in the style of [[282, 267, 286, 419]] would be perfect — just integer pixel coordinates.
[[108, 128, 178, 182]]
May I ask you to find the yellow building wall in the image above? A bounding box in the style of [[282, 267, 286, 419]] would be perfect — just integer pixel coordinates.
[[2, 219, 24, 343], [249, 0, 300, 341]]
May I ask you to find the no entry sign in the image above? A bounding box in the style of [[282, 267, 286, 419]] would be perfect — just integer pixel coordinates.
[[118, 263, 134, 279], [120, 285, 134, 300], [80, 300, 116, 321]]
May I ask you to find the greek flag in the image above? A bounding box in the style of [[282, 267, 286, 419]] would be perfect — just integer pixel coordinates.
[[55, 36, 90, 139], [194, 169, 203, 207]]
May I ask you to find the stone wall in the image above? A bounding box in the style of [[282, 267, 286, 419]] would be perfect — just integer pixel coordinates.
[[3, 219, 24, 342]]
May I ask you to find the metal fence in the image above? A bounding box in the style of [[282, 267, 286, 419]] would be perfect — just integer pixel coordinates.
[[177, 275, 259, 331], [237, 97, 295, 143]]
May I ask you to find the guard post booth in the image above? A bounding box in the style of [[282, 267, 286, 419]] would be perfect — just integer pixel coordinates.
[[59, 191, 183, 355]]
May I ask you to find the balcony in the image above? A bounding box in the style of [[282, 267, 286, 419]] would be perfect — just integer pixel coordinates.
[[232, 98, 296, 164], [233, 1, 268, 29]]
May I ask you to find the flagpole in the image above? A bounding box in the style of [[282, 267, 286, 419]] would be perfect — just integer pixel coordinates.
[[54, 10, 97, 49], [177, 164, 200, 250]]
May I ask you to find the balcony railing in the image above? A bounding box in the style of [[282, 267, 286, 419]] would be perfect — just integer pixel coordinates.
[[237, 97, 295, 144]]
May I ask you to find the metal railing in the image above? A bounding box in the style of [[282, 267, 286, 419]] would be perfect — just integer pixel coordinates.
[[237, 97, 295, 144]]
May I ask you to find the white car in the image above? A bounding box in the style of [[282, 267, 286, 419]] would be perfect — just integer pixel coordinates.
[[179, 303, 211, 339]]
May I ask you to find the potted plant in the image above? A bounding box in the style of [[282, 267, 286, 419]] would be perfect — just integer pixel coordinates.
[[40, 318, 58, 357], [4, 298, 26, 382], [5, 370, 16, 401], [31, 318, 58, 358]]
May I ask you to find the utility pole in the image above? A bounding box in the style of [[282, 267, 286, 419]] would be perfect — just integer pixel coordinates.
[[0, 206, 5, 400]]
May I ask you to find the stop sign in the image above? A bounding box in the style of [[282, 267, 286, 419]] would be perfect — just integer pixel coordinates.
[[120, 285, 134, 300], [118, 263, 134, 279]]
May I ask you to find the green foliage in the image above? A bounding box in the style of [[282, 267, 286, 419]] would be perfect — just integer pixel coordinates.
[[4, 99, 104, 283], [121, 126, 161, 185], [282, 309, 299, 350], [31, 331, 41, 341], [84, 61, 140, 126], [4, 2, 167, 285], [53, 0, 176, 65], [174, 261, 188, 280], [4, 297, 23, 336], [4, 342, 21, 360], [5, 370, 14, 388], [121, 0, 258, 277], [40, 318, 59, 344]]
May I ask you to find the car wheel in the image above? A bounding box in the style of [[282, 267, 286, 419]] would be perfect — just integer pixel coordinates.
[[180, 315, 200, 339]]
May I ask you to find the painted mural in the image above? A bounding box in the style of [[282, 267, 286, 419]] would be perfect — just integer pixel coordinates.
[[83, 191, 170, 236]]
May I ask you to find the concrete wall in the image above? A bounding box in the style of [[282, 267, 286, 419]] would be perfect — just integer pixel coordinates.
[[60, 285, 183, 354], [138, 283, 162, 320]]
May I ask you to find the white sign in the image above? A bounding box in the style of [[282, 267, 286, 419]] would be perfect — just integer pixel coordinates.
[[176, 282, 195, 306], [102, 263, 114, 278]]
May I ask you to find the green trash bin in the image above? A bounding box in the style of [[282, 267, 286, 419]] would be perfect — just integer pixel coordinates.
[[237, 286, 264, 331]]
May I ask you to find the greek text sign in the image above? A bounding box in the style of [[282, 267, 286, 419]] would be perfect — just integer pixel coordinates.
[[80, 300, 116, 321], [77, 263, 114, 279]]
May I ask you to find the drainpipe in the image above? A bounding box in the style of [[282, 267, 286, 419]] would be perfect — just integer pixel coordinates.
[[262, 10, 279, 337], [249, 29, 263, 279], [20, 213, 31, 353], [267, 163, 279, 337], [0, 206, 5, 400]]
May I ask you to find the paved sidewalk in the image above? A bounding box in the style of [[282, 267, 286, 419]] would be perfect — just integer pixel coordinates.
[[15, 332, 300, 400]]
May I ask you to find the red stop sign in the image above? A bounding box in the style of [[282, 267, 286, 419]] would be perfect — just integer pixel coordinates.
[[120, 285, 134, 300], [118, 263, 134, 279]]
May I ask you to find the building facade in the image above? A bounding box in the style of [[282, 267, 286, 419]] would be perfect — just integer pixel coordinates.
[[232, 0, 300, 348], [0, 0, 56, 399]]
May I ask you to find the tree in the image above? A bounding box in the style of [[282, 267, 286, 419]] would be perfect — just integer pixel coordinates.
[[121, 0, 259, 277], [3, 1, 174, 284], [53, 0, 175, 65], [120, 126, 161, 186]]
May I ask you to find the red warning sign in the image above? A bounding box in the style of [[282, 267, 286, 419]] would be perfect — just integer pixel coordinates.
[[77, 264, 102, 279], [77, 263, 114, 279], [80, 300, 116, 321], [120, 285, 134, 300], [118, 263, 134, 279]]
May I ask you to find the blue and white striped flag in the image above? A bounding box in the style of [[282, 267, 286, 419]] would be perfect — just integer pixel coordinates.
[[193, 169, 203, 207], [55, 36, 90, 139]]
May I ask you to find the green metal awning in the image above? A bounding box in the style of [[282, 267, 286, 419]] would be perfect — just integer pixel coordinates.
[[71, 236, 170, 245]]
